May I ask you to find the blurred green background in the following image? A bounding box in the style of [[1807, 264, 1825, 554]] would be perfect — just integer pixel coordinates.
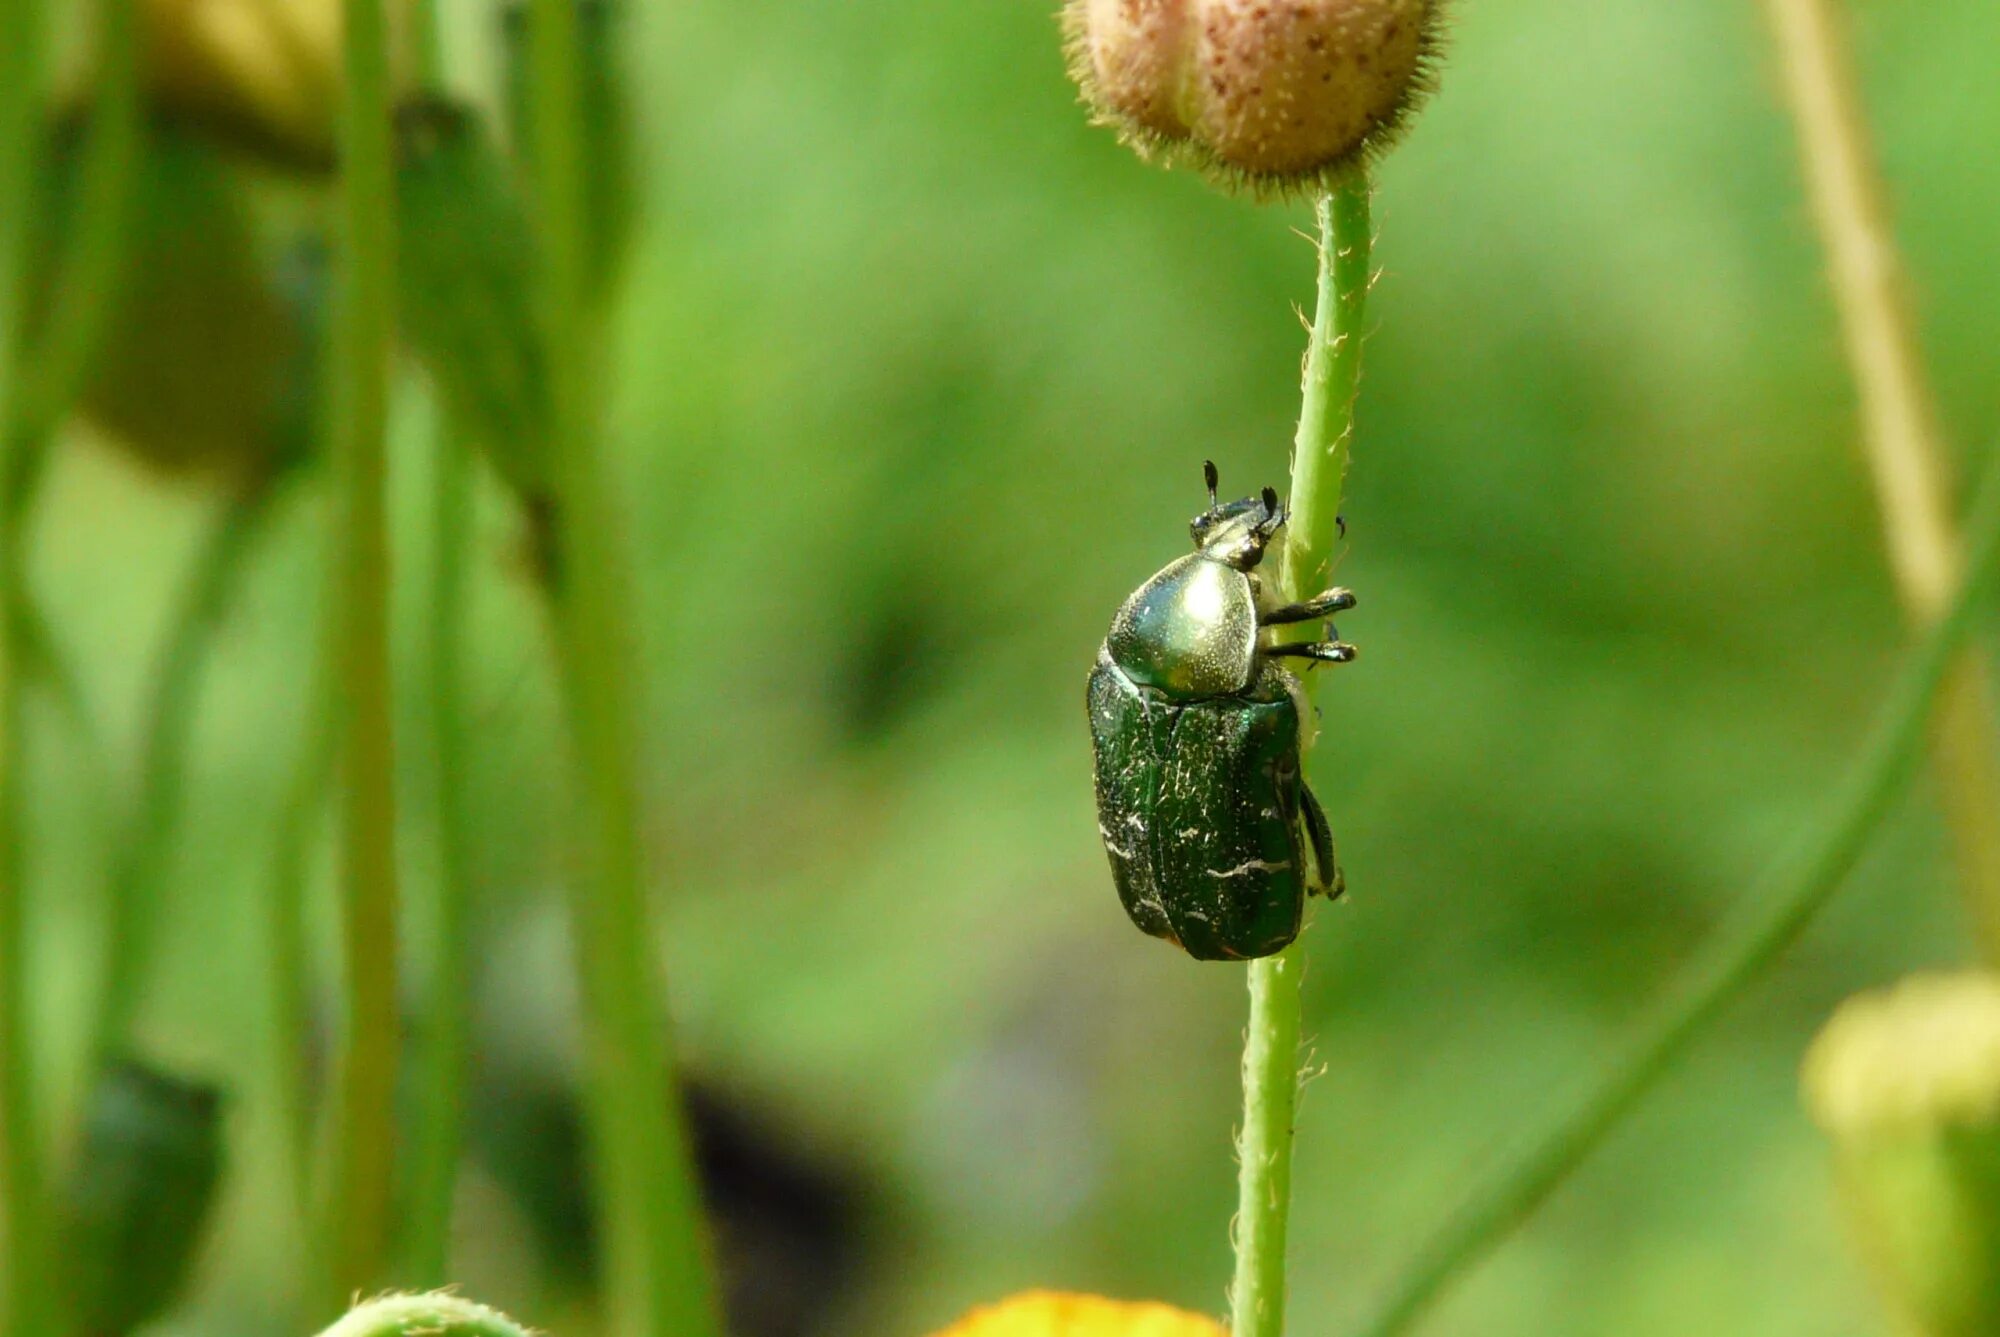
[[18, 0, 2000, 1333]]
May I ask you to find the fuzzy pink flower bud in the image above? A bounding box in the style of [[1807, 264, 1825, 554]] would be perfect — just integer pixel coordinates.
[[1064, 0, 1443, 191]]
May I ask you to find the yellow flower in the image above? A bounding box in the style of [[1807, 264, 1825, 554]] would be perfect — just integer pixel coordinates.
[[929, 1291, 1226, 1337]]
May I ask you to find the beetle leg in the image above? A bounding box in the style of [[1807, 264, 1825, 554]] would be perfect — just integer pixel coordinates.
[[1268, 637, 1357, 666], [1299, 783, 1344, 900], [1262, 586, 1356, 626]]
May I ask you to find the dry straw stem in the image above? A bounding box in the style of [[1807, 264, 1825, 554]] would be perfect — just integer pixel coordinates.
[[1062, 0, 1445, 198], [1763, 0, 2000, 960]]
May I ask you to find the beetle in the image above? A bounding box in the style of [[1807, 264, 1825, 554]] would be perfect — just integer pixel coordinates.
[[1087, 461, 1356, 960]]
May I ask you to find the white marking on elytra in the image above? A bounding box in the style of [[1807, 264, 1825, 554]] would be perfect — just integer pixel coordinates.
[[1208, 858, 1290, 880]]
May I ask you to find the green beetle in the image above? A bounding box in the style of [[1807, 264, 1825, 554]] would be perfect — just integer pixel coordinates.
[[1088, 462, 1355, 960]]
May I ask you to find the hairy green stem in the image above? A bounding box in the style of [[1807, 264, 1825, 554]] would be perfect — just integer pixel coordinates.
[[528, 2, 722, 1334], [316, 1293, 534, 1337], [322, 0, 402, 1312], [1762, 0, 2000, 964], [95, 477, 277, 1060], [1234, 178, 1372, 1337], [1350, 442, 2000, 1337]]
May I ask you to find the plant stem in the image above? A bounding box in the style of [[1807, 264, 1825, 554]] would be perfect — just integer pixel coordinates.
[[0, 0, 47, 1329], [0, 0, 39, 403], [322, 0, 401, 1312], [404, 418, 473, 1286], [267, 660, 333, 1262], [317, 1292, 534, 1337], [397, 0, 472, 1288], [408, 0, 445, 89], [0, 473, 47, 1337], [16, 3, 139, 441], [1349, 440, 2000, 1337], [4, 2, 139, 1331], [528, 3, 721, 1335], [1234, 178, 1373, 1337], [95, 476, 277, 1062], [1280, 184, 1372, 616], [1763, 0, 2000, 961]]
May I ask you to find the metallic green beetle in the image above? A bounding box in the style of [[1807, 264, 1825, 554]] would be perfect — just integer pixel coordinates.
[[1088, 462, 1355, 960]]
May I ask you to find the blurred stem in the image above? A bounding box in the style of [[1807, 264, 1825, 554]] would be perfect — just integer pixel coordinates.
[[1763, 0, 2000, 961], [1234, 179, 1372, 1337], [3, 2, 139, 1332], [267, 658, 334, 1268], [398, 0, 470, 1288], [0, 0, 48, 1329], [317, 1293, 534, 1337], [94, 475, 278, 1061], [13, 0, 140, 455], [409, 0, 444, 87], [528, 2, 722, 1335], [1349, 441, 2000, 1337], [403, 419, 474, 1286], [322, 0, 401, 1313]]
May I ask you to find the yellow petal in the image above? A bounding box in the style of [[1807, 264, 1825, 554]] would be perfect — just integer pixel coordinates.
[[928, 1291, 1226, 1337]]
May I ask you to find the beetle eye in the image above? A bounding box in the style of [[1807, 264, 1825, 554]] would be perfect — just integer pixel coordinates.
[[1261, 486, 1279, 519]]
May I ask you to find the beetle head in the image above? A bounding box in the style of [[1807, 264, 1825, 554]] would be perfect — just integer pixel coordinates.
[[1190, 463, 1284, 570]]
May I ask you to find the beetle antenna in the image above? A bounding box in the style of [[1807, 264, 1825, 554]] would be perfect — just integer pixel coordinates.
[[1203, 460, 1219, 509]]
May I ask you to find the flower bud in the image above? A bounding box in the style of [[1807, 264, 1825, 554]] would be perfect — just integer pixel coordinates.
[[62, 1059, 225, 1337], [1803, 973, 2000, 1337], [1063, 0, 1443, 191], [928, 1291, 1225, 1337], [33, 118, 321, 477]]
